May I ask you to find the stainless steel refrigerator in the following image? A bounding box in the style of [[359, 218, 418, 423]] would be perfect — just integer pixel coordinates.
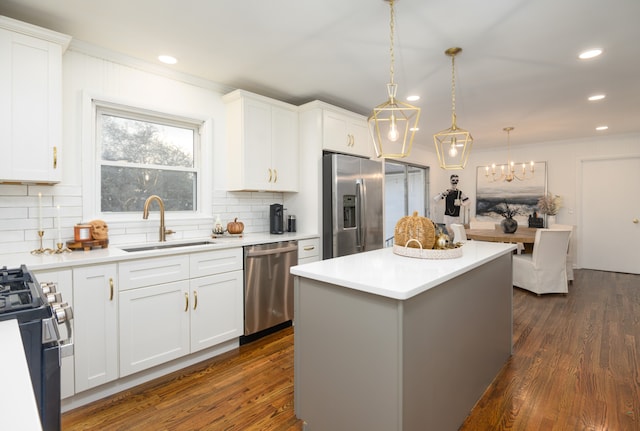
[[322, 153, 384, 259]]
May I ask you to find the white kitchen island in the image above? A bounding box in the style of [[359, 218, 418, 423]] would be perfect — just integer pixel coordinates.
[[291, 241, 516, 431]]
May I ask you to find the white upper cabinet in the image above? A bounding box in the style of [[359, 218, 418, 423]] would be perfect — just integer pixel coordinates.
[[223, 89, 298, 192], [322, 107, 374, 159], [0, 17, 70, 184]]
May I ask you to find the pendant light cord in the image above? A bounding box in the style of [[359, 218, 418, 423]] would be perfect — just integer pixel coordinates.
[[389, 0, 395, 86], [451, 54, 456, 116]]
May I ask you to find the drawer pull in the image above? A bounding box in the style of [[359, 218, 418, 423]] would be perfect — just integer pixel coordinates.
[[109, 278, 114, 301], [303, 246, 315, 251], [184, 292, 189, 312]]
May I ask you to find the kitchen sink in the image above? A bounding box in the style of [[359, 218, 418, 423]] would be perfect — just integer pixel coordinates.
[[122, 240, 216, 252]]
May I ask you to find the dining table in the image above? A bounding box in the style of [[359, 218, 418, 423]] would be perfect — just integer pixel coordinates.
[[465, 227, 538, 248]]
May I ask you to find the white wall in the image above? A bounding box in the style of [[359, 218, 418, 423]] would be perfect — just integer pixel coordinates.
[[0, 47, 283, 254]]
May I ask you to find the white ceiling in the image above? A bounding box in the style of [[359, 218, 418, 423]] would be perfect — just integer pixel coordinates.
[[2, 0, 639, 150]]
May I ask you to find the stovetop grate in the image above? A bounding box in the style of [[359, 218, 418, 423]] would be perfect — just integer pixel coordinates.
[[0, 265, 47, 319]]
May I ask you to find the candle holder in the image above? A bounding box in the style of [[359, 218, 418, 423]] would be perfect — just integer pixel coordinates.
[[53, 242, 72, 254], [31, 230, 55, 255]]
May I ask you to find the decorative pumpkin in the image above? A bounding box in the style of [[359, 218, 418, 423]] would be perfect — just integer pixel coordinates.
[[227, 218, 244, 234], [394, 211, 436, 249]]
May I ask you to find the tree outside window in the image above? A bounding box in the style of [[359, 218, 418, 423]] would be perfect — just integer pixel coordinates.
[[97, 109, 200, 213]]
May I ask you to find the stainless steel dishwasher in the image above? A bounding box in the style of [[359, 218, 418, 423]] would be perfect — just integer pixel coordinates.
[[243, 240, 298, 336]]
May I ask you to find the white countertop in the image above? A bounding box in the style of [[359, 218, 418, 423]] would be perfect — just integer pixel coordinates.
[[0, 232, 318, 271], [291, 241, 516, 300], [0, 319, 43, 431]]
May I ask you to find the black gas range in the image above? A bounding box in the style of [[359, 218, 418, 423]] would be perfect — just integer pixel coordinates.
[[0, 265, 73, 431]]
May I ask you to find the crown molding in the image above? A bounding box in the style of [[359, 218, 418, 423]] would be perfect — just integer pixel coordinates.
[[0, 15, 71, 51]]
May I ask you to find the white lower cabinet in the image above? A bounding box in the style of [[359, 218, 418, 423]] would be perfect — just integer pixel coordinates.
[[189, 271, 243, 352], [119, 280, 190, 377], [72, 264, 118, 393], [298, 237, 320, 265], [119, 248, 243, 377]]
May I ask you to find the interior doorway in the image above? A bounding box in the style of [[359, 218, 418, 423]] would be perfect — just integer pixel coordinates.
[[384, 161, 430, 246], [580, 156, 640, 274]]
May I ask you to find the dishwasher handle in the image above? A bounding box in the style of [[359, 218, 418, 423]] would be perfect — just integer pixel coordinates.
[[245, 243, 298, 257]]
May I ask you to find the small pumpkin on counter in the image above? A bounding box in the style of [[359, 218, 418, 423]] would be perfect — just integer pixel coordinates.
[[227, 218, 244, 234], [394, 211, 436, 249]]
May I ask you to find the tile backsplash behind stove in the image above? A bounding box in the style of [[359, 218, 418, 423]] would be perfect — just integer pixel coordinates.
[[0, 185, 283, 253]]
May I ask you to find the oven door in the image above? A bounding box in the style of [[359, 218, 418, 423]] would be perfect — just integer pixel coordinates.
[[41, 343, 61, 431], [18, 319, 61, 431]]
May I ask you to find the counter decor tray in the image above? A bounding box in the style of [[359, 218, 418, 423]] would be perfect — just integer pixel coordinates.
[[211, 232, 244, 239], [66, 239, 109, 251], [393, 239, 463, 259]]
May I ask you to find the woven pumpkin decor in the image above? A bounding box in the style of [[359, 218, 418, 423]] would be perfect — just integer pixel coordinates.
[[394, 211, 436, 249]]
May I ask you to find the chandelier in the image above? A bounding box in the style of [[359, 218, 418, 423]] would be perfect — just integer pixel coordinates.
[[433, 47, 473, 170], [485, 127, 535, 182], [368, 0, 421, 159]]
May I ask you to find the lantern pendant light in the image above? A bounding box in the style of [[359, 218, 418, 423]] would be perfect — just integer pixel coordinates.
[[433, 47, 473, 169], [368, 0, 421, 159]]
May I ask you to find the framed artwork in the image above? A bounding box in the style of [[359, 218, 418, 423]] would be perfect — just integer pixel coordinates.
[[475, 161, 547, 224]]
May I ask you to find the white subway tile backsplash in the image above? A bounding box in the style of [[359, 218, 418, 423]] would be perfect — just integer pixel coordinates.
[[0, 185, 28, 196], [0, 230, 24, 242], [0, 185, 283, 250], [0, 208, 28, 219]]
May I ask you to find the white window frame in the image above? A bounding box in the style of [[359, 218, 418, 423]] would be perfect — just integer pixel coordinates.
[[82, 92, 213, 222]]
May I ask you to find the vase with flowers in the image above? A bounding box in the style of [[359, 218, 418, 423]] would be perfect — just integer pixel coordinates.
[[537, 193, 562, 227], [496, 202, 520, 233]]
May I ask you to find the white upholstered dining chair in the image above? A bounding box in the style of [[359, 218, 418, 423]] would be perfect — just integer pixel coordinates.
[[450, 223, 467, 243], [549, 223, 575, 282], [512, 229, 572, 295]]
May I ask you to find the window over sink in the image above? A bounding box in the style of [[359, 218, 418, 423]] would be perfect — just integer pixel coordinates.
[[94, 102, 202, 214]]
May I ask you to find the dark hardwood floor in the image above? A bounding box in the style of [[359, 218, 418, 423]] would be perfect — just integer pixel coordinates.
[[460, 269, 640, 431], [63, 269, 640, 431]]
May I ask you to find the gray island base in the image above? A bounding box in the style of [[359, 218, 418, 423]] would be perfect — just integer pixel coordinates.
[[292, 242, 515, 431]]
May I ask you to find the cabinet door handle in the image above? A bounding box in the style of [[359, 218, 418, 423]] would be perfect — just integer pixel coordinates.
[[274, 169, 278, 183], [193, 290, 198, 310], [184, 292, 189, 312], [304, 246, 315, 251], [109, 278, 114, 301], [53, 147, 58, 169], [268, 168, 273, 182]]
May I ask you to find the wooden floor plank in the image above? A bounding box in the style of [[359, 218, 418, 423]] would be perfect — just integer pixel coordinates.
[[63, 269, 640, 430]]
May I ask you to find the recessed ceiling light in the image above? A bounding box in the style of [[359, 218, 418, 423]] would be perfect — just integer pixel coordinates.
[[158, 55, 177, 65], [409, 127, 420, 132], [588, 94, 606, 101], [579, 49, 602, 60], [595, 126, 609, 131], [406, 95, 420, 102]]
